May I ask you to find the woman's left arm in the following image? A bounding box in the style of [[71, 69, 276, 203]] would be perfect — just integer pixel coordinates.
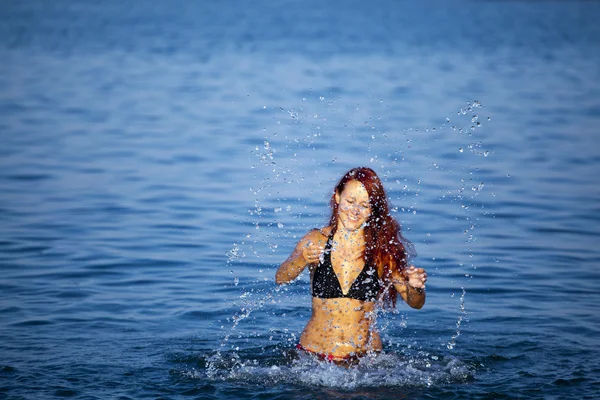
[[393, 266, 427, 309]]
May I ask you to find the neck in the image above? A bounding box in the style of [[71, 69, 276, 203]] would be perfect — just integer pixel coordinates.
[[335, 223, 365, 241]]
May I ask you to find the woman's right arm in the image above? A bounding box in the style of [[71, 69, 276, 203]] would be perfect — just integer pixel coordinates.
[[275, 230, 325, 284]]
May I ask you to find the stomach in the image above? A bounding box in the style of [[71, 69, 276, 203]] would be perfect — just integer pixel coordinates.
[[299, 297, 382, 357]]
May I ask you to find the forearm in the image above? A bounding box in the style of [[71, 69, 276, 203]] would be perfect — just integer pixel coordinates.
[[275, 251, 308, 284], [404, 283, 426, 309], [394, 280, 426, 309]]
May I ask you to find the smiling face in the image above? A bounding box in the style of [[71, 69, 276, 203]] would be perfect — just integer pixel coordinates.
[[335, 180, 372, 231]]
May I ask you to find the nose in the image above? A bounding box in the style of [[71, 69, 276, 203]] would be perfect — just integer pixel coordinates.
[[349, 204, 364, 215]]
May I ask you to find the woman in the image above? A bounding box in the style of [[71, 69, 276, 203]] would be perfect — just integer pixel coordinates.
[[275, 167, 427, 363]]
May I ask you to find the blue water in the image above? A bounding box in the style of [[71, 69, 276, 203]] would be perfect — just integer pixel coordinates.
[[1, 1, 600, 399]]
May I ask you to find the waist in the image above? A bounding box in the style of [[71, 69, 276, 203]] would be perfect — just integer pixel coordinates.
[[310, 296, 376, 317], [301, 298, 380, 356]]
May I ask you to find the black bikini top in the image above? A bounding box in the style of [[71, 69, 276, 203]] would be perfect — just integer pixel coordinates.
[[311, 233, 381, 302]]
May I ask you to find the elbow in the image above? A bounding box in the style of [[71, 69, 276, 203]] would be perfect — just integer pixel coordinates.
[[412, 295, 426, 310], [274, 271, 288, 285], [407, 293, 426, 309], [411, 301, 424, 310]]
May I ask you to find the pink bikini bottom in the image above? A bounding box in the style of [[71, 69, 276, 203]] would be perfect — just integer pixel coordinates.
[[295, 344, 359, 364]]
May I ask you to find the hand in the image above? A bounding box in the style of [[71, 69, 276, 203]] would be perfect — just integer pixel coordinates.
[[302, 240, 325, 264], [406, 266, 427, 290]]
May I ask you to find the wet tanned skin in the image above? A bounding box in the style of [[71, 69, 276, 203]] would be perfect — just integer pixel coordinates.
[[299, 297, 382, 357]]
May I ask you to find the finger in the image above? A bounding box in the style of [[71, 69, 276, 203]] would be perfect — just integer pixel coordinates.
[[303, 247, 316, 262]]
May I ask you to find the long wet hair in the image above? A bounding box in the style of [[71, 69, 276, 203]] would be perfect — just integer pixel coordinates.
[[328, 167, 410, 308]]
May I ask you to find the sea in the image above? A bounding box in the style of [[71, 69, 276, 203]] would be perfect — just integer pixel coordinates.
[[1, 1, 599, 399]]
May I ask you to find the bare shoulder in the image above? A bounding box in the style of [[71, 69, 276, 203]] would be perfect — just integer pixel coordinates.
[[298, 226, 330, 246], [311, 226, 332, 240], [317, 226, 333, 237]]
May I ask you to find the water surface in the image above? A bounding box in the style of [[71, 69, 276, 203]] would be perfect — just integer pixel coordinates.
[[1, 1, 600, 399]]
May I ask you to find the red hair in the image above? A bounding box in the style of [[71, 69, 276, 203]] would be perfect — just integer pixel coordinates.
[[328, 167, 409, 308]]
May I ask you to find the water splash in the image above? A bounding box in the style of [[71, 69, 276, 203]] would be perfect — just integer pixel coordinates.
[[215, 98, 492, 383], [195, 348, 475, 389], [206, 284, 285, 378], [447, 287, 468, 350]]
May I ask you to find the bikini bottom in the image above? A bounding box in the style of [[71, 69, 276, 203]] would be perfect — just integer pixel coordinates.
[[295, 344, 364, 366]]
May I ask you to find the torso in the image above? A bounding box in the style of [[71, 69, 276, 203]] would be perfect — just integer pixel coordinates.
[[311, 231, 381, 302], [299, 297, 382, 357], [300, 227, 383, 357]]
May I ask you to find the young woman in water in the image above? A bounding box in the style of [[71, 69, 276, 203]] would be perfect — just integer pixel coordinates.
[[275, 167, 427, 363]]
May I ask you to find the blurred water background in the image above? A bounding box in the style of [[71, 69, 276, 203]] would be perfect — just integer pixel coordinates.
[[1, 0, 600, 399]]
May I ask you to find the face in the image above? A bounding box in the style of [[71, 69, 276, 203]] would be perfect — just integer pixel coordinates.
[[335, 180, 372, 231]]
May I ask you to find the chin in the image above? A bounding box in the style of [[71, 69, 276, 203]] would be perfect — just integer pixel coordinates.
[[342, 218, 364, 231]]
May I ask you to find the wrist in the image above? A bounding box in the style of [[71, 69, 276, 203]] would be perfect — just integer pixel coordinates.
[[409, 284, 424, 294], [405, 281, 425, 294], [393, 279, 424, 293]]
